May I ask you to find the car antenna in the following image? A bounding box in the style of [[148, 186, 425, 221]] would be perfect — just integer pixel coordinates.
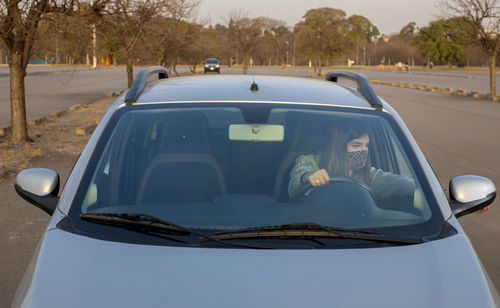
[[250, 75, 259, 92]]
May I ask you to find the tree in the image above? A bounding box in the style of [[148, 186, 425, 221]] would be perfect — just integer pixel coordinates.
[[0, 0, 50, 142], [0, 0, 105, 143], [213, 23, 232, 64], [227, 13, 265, 74], [181, 25, 221, 72], [142, 0, 200, 76], [49, 4, 96, 64], [261, 18, 293, 67], [346, 15, 374, 65], [441, 0, 500, 98], [399, 21, 417, 41], [294, 7, 349, 74], [411, 18, 468, 67], [102, 0, 158, 87], [371, 35, 424, 66]]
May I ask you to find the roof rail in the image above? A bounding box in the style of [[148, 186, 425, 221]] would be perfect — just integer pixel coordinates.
[[125, 66, 169, 105], [326, 70, 383, 109]]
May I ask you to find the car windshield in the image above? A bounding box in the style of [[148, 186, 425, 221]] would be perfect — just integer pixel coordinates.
[[72, 104, 444, 242], [206, 59, 218, 64]]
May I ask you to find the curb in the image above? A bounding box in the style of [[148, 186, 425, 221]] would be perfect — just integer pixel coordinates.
[[284, 68, 499, 102], [25, 65, 120, 76], [368, 80, 498, 101], [0, 90, 124, 141], [0, 70, 198, 140], [0, 90, 124, 180]]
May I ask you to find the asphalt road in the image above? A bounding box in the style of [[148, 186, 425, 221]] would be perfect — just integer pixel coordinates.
[[372, 84, 500, 289], [1, 66, 500, 307], [0, 65, 191, 128], [357, 69, 500, 95], [1, 65, 498, 128], [285, 66, 500, 94]]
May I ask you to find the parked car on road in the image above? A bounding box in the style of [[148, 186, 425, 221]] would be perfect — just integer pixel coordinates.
[[13, 67, 498, 307], [204, 58, 220, 74]]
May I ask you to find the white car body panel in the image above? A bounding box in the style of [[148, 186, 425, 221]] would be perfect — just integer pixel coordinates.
[[13, 226, 499, 308]]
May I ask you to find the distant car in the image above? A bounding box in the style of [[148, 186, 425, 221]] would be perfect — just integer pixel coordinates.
[[12, 67, 499, 307], [204, 58, 220, 74]]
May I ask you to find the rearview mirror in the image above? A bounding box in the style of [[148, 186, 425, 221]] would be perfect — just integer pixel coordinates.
[[14, 168, 60, 215], [449, 175, 496, 218], [229, 124, 284, 142]]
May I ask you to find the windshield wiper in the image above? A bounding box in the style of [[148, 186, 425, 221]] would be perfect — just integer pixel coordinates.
[[81, 212, 190, 233], [202, 222, 423, 245], [80, 213, 269, 249]]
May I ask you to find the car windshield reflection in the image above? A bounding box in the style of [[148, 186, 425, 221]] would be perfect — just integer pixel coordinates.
[[73, 105, 442, 243]]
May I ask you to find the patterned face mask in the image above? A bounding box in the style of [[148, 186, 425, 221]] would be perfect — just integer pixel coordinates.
[[346, 150, 368, 171]]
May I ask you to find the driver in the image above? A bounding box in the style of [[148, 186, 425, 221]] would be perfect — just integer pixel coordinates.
[[288, 122, 415, 201]]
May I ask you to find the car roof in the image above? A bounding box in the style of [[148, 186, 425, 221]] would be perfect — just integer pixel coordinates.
[[134, 74, 375, 109]]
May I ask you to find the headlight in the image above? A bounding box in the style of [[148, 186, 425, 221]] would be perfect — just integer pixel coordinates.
[[216, 64, 220, 68], [205, 65, 209, 67]]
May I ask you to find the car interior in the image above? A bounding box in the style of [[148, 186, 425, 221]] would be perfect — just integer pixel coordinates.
[[80, 105, 431, 228]]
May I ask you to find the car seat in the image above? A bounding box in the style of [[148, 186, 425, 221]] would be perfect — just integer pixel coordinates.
[[137, 112, 227, 203]]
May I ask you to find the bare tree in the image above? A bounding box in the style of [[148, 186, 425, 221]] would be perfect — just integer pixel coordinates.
[[181, 25, 221, 72], [142, 0, 200, 76], [261, 18, 293, 67], [0, 0, 51, 142], [441, 0, 500, 98], [0, 0, 107, 143], [151, 17, 191, 75], [49, 4, 97, 64], [163, 0, 199, 21], [227, 12, 265, 74], [102, 0, 158, 87]]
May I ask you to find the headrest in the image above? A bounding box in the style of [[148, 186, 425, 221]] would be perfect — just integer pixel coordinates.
[[161, 112, 211, 153]]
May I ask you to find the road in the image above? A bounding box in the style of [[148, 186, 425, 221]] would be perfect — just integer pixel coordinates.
[[357, 69, 500, 95], [1, 66, 500, 307], [372, 85, 500, 287], [1, 65, 498, 128], [289, 67, 500, 94], [0, 65, 191, 128]]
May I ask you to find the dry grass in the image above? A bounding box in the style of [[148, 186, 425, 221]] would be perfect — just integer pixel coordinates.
[[0, 97, 114, 181]]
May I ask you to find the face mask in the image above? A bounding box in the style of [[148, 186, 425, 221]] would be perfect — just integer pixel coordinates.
[[346, 150, 368, 171]]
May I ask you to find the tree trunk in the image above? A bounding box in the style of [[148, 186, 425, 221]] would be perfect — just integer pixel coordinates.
[[9, 53, 30, 143], [280, 56, 286, 69], [126, 56, 134, 88], [317, 56, 322, 76], [356, 39, 359, 65], [160, 53, 167, 67], [242, 52, 248, 75], [173, 63, 179, 76], [489, 52, 497, 99]]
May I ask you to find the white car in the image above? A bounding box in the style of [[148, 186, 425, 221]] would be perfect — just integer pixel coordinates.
[[13, 67, 498, 307]]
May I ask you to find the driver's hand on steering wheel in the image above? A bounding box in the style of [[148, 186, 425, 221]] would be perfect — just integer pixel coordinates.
[[304, 169, 329, 187]]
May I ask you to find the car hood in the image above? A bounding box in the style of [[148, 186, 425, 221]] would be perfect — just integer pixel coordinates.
[[14, 228, 499, 308]]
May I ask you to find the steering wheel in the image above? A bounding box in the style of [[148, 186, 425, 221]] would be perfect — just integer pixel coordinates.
[[289, 175, 372, 202]]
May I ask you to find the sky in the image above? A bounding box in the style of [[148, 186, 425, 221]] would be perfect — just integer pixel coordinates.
[[198, 0, 444, 35]]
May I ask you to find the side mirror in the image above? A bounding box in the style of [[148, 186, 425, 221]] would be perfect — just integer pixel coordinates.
[[449, 175, 496, 218], [14, 168, 60, 215]]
